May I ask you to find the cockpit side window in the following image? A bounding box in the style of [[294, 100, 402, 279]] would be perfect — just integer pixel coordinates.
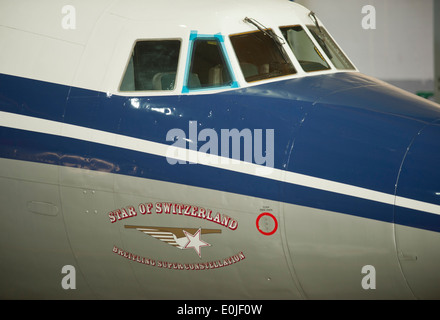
[[120, 40, 181, 91], [307, 25, 355, 70], [187, 39, 232, 90], [230, 30, 296, 82], [279, 25, 330, 72], [183, 32, 238, 93]]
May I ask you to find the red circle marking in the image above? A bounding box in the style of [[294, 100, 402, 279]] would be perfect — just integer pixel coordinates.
[[256, 212, 278, 236]]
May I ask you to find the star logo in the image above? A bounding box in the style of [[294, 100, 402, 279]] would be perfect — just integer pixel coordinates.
[[125, 225, 221, 258], [183, 228, 211, 258]]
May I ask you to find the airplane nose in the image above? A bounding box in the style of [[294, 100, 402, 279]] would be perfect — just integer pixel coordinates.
[[281, 72, 440, 299], [394, 120, 440, 299]]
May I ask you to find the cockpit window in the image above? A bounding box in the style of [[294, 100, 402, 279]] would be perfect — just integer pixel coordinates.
[[186, 39, 233, 90], [120, 40, 181, 91], [307, 25, 355, 70], [230, 30, 296, 82], [280, 25, 330, 72]]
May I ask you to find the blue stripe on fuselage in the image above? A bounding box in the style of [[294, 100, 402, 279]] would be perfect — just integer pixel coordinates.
[[1, 72, 440, 232], [0, 125, 394, 227]]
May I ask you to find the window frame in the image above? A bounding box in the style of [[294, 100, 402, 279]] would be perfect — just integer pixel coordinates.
[[279, 24, 332, 73], [182, 31, 239, 93]]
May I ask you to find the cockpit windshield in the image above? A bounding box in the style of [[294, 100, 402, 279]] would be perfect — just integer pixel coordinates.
[[307, 25, 355, 70], [119, 13, 356, 93], [280, 25, 330, 72], [230, 29, 296, 82]]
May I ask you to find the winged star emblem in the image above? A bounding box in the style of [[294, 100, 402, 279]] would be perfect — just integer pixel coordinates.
[[124, 225, 221, 258]]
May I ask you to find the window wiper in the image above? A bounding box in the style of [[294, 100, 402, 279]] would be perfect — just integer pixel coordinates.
[[244, 17, 285, 47], [308, 11, 333, 59], [308, 11, 322, 33]]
